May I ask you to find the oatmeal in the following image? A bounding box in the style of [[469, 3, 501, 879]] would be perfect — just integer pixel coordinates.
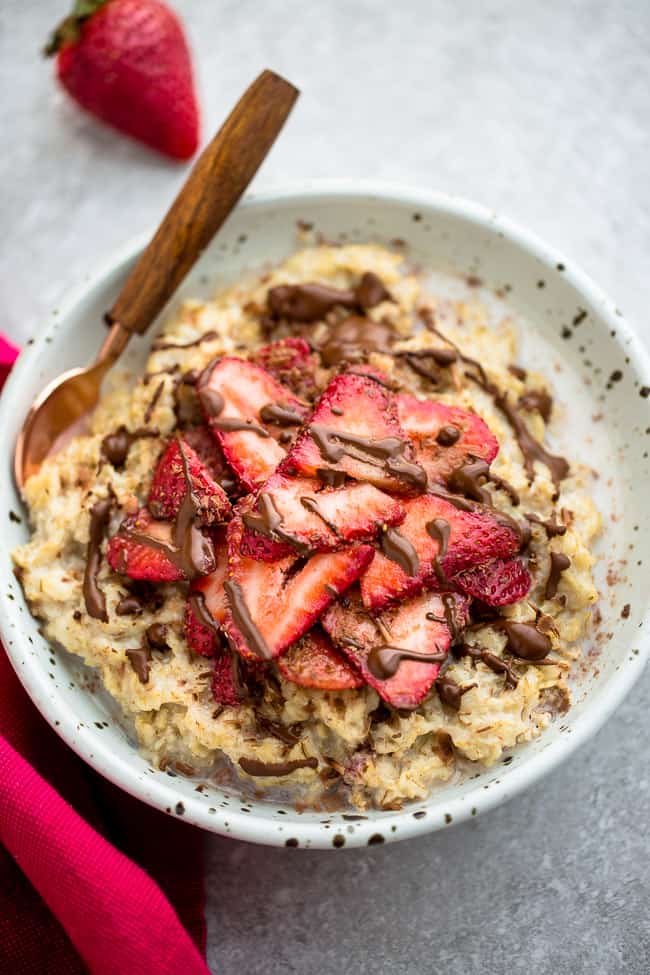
[[13, 242, 601, 810]]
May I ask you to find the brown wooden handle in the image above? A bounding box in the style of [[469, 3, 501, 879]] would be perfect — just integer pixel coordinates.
[[107, 70, 299, 335]]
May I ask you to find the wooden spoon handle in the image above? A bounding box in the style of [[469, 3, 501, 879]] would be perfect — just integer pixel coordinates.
[[107, 70, 299, 335]]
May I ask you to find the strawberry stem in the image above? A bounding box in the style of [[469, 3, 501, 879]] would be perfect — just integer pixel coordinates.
[[44, 0, 109, 57]]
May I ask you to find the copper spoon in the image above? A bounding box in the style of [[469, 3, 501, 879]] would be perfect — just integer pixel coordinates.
[[14, 69, 299, 491]]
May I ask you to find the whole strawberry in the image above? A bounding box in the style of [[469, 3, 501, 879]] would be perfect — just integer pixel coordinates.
[[45, 0, 200, 160]]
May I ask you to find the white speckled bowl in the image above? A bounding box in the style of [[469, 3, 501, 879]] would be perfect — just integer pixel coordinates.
[[1, 182, 648, 849]]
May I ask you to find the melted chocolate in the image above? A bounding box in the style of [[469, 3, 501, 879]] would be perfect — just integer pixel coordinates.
[[238, 756, 318, 777], [519, 389, 553, 423], [242, 493, 312, 555], [83, 497, 114, 621], [126, 647, 151, 684], [267, 272, 392, 323], [319, 316, 395, 367], [525, 512, 567, 537], [500, 620, 552, 661], [457, 643, 519, 689], [356, 271, 393, 308], [115, 595, 143, 616], [224, 579, 270, 658], [259, 403, 304, 427], [426, 518, 452, 585], [436, 425, 461, 446], [316, 467, 347, 488], [508, 364, 528, 382], [152, 330, 219, 351], [145, 623, 169, 651], [380, 527, 420, 576], [545, 552, 571, 599], [143, 380, 165, 425], [448, 457, 519, 506], [420, 312, 569, 493], [309, 425, 426, 491], [101, 426, 158, 468], [436, 674, 477, 710], [210, 417, 270, 437], [367, 644, 447, 680], [188, 591, 222, 637]]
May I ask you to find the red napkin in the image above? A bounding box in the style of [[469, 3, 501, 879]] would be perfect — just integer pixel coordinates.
[[0, 336, 211, 975]]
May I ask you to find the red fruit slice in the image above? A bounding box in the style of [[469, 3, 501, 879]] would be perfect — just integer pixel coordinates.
[[198, 357, 309, 490], [107, 508, 215, 582], [239, 472, 405, 561], [360, 494, 521, 611], [397, 393, 498, 486], [283, 372, 426, 494], [183, 425, 239, 493], [147, 437, 231, 525], [323, 592, 469, 709], [212, 652, 242, 707], [250, 337, 319, 400], [278, 628, 364, 690], [185, 530, 229, 656], [452, 556, 531, 606], [223, 509, 375, 660]]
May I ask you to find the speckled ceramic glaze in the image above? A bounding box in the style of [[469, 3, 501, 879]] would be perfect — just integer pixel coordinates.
[[1, 183, 648, 849]]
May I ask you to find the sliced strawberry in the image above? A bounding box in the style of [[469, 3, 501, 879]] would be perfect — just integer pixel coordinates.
[[223, 509, 375, 660], [453, 556, 531, 606], [183, 425, 239, 494], [212, 652, 242, 707], [198, 357, 309, 490], [283, 372, 426, 494], [323, 592, 469, 709], [107, 507, 215, 582], [185, 530, 229, 656], [360, 493, 521, 610], [397, 393, 498, 486], [278, 628, 364, 690], [147, 437, 231, 525], [250, 337, 319, 401], [239, 472, 405, 561]]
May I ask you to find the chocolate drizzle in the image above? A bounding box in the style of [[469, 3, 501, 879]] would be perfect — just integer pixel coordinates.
[[300, 496, 342, 538], [519, 389, 553, 423], [238, 756, 318, 777], [319, 316, 396, 367], [197, 384, 225, 419], [188, 590, 222, 637], [309, 425, 426, 490], [256, 715, 300, 746], [421, 312, 569, 494], [436, 674, 477, 710], [545, 552, 571, 599], [397, 347, 458, 385], [267, 272, 392, 323], [101, 426, 159, 468], [426, 518, 451, 584], [380, 527, 420, 576], [525, 513, 567, 537], [83, 497, 114, 621], [144, 380, 165, 424], [457, 643, 519, 689], [367, 645, 447, 680], [126, 646, 151, 684], [224, 579, 270, 658], [242, 493, 313, 555], [152, 329, 219, 351], [210, 417, 270, 437], [259, 403, 304, 427], [448, 458, 519, 506]]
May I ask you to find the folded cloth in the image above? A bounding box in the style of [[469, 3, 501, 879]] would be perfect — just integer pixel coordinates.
[[0, 335, 210, 975]]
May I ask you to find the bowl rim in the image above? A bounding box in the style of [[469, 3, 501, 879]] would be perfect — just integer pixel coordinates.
[[2, 178, 649, 849]]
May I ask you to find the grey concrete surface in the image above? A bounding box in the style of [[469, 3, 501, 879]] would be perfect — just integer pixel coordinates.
[[1, 1, 648, 973]]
